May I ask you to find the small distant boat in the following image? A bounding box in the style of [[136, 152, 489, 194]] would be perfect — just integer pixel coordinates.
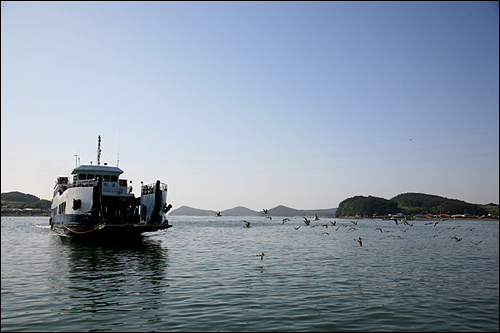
[[49, 136, 173, 238]]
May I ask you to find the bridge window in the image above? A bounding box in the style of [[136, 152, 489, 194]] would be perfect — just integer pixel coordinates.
[[111, 175, 118, 182], [103, 175, 111, 182], [78, 174, 86, 180]]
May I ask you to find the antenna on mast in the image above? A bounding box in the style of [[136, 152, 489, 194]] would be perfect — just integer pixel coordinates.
[[117, 125, 120, 167], [74, 154, 78, 168], [97, 135, 101, 166]]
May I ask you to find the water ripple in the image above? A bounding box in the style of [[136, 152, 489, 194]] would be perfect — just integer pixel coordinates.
[[2, 216, 498, 332]]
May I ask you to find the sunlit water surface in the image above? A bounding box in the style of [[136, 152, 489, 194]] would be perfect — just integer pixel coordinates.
[[2, 216, 498, 332]]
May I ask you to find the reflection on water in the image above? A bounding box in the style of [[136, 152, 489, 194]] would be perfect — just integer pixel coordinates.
[[48, 236, 169, 313]]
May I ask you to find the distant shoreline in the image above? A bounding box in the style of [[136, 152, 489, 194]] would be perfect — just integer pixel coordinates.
[[2, 211, 498, 221], [1, 211, 50, 217]]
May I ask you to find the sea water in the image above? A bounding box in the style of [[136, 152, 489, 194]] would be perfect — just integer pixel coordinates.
[[1, 216, 498, 332]]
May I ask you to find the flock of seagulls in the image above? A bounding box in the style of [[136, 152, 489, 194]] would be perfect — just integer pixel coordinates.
[[244, 214, 484, 260], [211, 210, 482, 260]]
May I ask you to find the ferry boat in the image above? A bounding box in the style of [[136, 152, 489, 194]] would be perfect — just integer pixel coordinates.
[[49, 136, 173, 238]]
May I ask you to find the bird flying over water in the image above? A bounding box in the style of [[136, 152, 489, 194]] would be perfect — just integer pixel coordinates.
[[282, 218, 291, 224], [294, 226, 301, 230], [376, 227, 383, 233], [216, 211, 221, 217], [262, 209, 268, 214], [470, 240, 482, 245], [303, 217, 310, 226], [451, 236, 462, 242], [244, 220, 250, 227], [321, 232, 329, 236], [354, 237, 362, 246], [330, 221, 336, 226], [256, 253, 264, 260], [265, 216, 272, 220]]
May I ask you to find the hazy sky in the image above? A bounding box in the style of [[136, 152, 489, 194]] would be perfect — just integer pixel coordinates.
[[2, 2, 499, 210]]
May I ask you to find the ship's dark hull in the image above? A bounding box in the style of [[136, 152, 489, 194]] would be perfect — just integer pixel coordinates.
[[51, 220, 172, 239]]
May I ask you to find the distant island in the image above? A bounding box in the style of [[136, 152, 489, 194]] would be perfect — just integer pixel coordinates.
[[2, 191, 498, 218], [1, 191, 51, 215], [335, 193, 498, 218], [169, 193, 498, 218], [169, 205, 337, 217]]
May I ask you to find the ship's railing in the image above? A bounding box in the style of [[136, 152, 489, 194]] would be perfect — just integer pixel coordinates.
[[141, 182, 168, 195], [73, 180, 97, 187], [54, 179, 133, 197]]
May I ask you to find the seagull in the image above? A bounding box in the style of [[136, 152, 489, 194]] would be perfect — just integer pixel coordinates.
[[294, 226, 301, 230], [354, 237, 362, 246], [216, 211, 221, 217], [433, 221, 440, 226], [350, 220, 358, 225], [403, 220, 413, 226], [262, 209, 268, 214], [376, 227, 383, 233], [322, 224, 328, 228], [265, 216, 272, 220], [314, 214, 320, 220], [282, 218, 291, 224], [321, 232, 329, 236], [470, 240, 482, 245], [451, 236, 462, 242], [303, 217, 310, 226], [330, 221, 336, 226], [466, 227, 475, 231], [256, 253, 264, 260], [243, 220, 251, 227]]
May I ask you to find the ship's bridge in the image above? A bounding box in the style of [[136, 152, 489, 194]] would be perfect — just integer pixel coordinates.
[[71, 165, 132, 196]]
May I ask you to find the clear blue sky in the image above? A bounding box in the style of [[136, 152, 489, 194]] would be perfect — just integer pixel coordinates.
[[2, 2, 499, 210]]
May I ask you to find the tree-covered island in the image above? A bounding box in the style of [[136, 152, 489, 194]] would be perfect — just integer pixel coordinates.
[[335, 192, 498, 218]]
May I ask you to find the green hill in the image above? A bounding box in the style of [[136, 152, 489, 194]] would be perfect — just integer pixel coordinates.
[[1, 191, 51, 209], [335, 196, 397, 217], [391, 192, 487, 216], [2, 191, 40, 203], [336, 192, 496, 218]]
